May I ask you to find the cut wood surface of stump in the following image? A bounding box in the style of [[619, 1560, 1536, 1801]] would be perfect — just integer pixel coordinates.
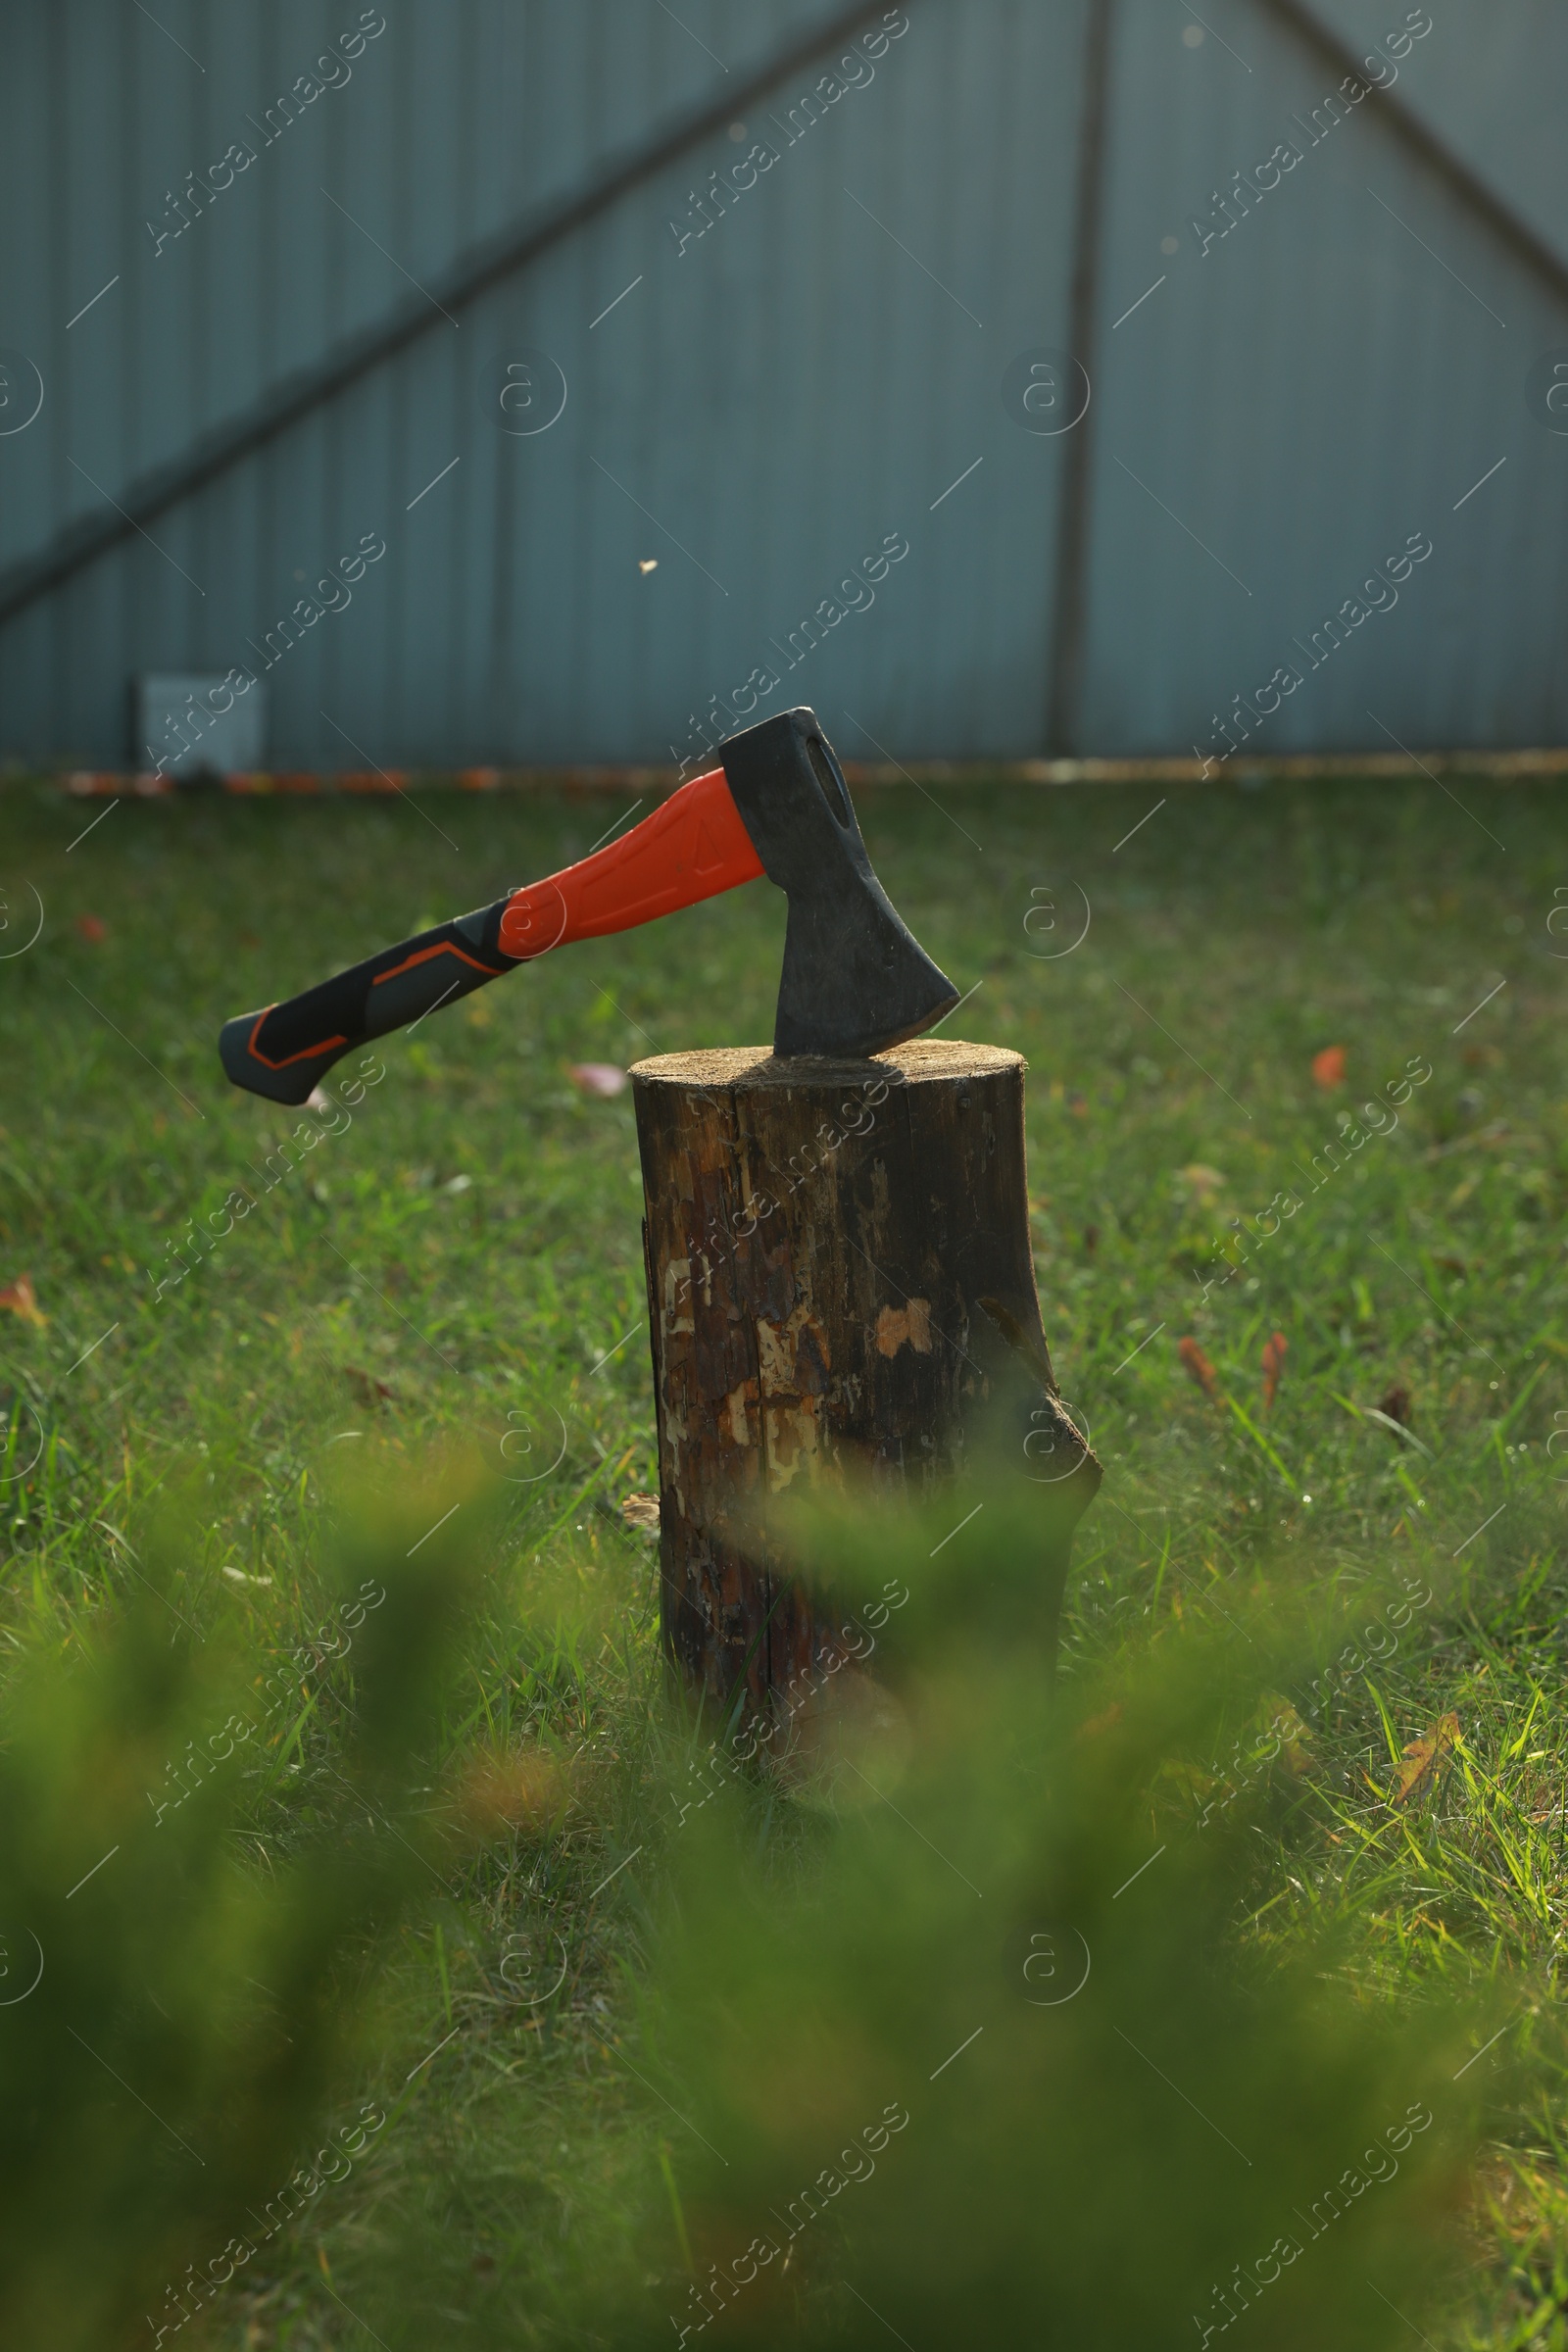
[[630, 1040, 1100, 1731]]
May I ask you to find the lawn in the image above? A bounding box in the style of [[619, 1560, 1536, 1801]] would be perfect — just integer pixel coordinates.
[[2, 772, 1566, 2348]]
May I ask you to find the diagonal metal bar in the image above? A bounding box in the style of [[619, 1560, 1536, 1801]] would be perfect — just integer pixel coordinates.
[[1255, 0, 1568, 313], [0, 0, 897, 632]]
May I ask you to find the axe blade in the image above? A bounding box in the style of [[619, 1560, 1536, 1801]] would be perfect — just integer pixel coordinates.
[[719, 708, 958, 1061]]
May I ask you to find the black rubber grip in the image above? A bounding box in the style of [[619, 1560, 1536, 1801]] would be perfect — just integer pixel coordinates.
[[220, 898, 516, 1105]]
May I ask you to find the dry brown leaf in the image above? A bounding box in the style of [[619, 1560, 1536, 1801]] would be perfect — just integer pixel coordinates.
[[0, 1274, 46, 1327], [1076, 1701, 1124, 1744], [1266, 1697, 1313, 1776], [1392, 1710, 1461, 1808], [567, 1061, 627, 1099], [620, 1492, 661, 1534], [1261, 1331, 1288, 1409], [1178, 1336, 1220, 1399]]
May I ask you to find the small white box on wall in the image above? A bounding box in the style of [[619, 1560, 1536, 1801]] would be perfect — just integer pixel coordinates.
[[133, 671, 267, 779]]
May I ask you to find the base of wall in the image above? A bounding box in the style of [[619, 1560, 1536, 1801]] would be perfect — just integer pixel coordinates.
[[21, 745, 1568, 800]]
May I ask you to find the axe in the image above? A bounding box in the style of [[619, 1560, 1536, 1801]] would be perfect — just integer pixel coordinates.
[[219, 708, 957, 1105]]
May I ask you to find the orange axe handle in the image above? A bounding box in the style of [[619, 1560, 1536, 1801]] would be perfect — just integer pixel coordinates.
[[496, 763, 760, 955]]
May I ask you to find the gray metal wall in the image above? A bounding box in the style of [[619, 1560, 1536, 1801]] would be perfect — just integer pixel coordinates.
[[0, 0, 1562, 766]]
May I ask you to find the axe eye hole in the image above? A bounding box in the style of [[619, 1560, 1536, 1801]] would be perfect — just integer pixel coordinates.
[[806, 734, 853, 828]]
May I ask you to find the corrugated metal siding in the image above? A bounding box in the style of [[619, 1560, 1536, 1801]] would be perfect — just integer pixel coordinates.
[[1310, 0, 1568, 270], [0, 0, 1562, 765], [1080, 0, 1568, 758]]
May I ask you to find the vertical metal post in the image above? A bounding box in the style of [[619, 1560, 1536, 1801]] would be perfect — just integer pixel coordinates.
[[1045, 0, 1116, 756]]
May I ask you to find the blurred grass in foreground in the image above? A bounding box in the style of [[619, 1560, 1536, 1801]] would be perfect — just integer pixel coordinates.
[[0, 1459, 493, 2350], [1, 1436, 1510, 2350], [605, 1466, 1488, 2352]]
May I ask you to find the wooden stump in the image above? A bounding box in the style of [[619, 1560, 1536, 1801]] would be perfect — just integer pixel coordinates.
[[630, 1041, 1100, 1725]]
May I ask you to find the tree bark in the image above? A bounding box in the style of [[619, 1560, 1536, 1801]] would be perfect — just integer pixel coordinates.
[[630, 1040, 1100, 1726]]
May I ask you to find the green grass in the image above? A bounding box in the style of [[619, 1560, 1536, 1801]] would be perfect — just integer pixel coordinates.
[[2, 772, 1567, 2347]]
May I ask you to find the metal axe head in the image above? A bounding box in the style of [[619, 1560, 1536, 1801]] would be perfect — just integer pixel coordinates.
[[719, 708, 957, 1060]]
